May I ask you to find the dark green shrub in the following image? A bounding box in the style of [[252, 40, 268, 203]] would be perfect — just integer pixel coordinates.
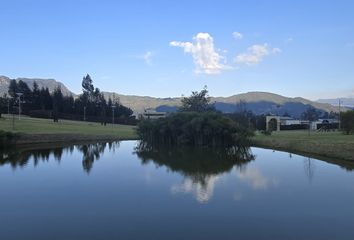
[[0, 130, 18, 149], [137, 112, 253, 148], [341, 110, 354, 135]]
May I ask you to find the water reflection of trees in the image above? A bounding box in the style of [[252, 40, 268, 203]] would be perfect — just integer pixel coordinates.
[[77, 142, 107, 173], [135, 142, 255, 202], [0, 141, 120, 172], [0, 147, 67, 168]]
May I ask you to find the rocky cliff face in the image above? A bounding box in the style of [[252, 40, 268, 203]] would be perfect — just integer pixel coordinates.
[[0, 75, 75, 97]]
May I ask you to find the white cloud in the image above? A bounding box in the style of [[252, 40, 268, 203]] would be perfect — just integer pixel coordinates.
[[233, 31, 243, 40], [143, 51, 153, 65], [171, 175, 219, 203], [236, 167, 278, 190], [286, 37, 294, 43], [272, 47, 282, 54], [235, 43, 281, 65], [170, 33, 229, 74]]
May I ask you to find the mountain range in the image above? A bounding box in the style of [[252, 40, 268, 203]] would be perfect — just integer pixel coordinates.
[[317, 98, 354, 109], [0, 75, 343, 118], [0, 75, 73, 97]]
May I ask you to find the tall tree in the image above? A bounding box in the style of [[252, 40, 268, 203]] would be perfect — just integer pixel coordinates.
[[180, 86, 215, 112], [8, 79, 17, 98], [62, 95, 75, 114], [12, 80, 32, 114], [39, 87, 52, 110], [32, 81, 41, 110], [82, 74, 94, 95], [0, 96, 6, 118], [17, 80, 32, 97], [52, 87, 63, 122]]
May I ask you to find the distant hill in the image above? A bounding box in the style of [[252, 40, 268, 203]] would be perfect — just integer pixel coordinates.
[[102, 92, 181, 113], [103, 91, 340, 118], [317, 98, 354, 108], [0, 75, 75, 97], [0, 75, 342, 117], [211, 92, 341, 116]]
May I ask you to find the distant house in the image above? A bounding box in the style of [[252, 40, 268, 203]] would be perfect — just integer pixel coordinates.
[[310, 119, 339, 130], [267, 115, 339, 131], [138, 109, 167, 120], [279, 116, 301, 126]]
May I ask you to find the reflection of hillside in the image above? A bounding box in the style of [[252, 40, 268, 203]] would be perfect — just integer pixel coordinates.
[[135, 143, 255, 203], [0, 141, 120, 172]]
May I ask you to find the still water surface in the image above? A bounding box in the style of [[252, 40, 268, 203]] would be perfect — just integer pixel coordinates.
[[1, 141, 354, 239]]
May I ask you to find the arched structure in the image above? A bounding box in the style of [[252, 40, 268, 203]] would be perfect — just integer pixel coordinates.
[[266, 116, 280, 131]]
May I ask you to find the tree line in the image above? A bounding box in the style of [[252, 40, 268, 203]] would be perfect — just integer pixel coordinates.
[[0, 141, 120, 173], [0, 74, 134, 124]]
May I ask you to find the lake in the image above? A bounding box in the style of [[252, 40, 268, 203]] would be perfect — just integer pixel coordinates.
[[1, 140, 354, 239]]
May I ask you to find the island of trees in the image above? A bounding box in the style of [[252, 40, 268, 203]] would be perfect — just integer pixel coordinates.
[[137, 87, 254, 149]]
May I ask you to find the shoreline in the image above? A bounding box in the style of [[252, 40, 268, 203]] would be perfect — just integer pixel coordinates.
[[13, 133, 138, 146], [2, 131, 354, 167], [251, 135, 354, 162], [251, 141, 354, 171]]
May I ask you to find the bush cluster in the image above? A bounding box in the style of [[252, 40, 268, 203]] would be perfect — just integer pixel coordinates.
[[341, 110, 354, 135], [137, 112, 253, 148]]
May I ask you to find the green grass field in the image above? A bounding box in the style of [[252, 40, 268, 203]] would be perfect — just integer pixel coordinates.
[[0, 115, 137, 139], [1, 115, 353, 161], [255, 130, 354, 144], [253, 130, 354, 161]]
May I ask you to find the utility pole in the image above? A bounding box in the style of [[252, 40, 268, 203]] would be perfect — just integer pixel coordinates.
[[84, 106, 86, 121], [12, 112, 15, 130], [112, 105, 116, 125], [112, 93, 116, 126], [7, 98, 10, 114], [16, 93, 23, 120], [19, 95, 21, 120]]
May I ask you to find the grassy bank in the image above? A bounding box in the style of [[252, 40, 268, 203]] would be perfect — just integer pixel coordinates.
[[0, 115, 138, 145], [2, 115, 354, 162], [252, 130, 354, 161]]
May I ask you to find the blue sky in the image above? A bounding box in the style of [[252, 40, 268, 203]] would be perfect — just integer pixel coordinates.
[[1, 0, 354, 100]]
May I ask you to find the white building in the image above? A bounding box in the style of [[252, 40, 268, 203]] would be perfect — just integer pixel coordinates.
[[267, 115, 339, 131], [279, 117, 302, 126], [138, 109, 167, 120]]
